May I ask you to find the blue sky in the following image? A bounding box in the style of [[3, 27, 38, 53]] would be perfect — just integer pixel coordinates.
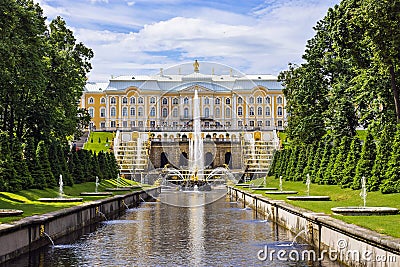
[[35, 0, 340, 81]]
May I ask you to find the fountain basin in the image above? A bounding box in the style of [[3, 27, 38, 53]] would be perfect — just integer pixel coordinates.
[[235, 184, 252, 188], [331, 207, 399, 216], [264, 191, 298, 195], [80, 192, 113, 196], [251, 187, 278, 191], [105, 187, 132, 191], [38, 197, 83, 202], [0, 209, 24, 217], [287, 196, 331, 201]]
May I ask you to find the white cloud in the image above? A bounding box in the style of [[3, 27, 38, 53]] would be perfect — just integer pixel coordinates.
[[127, 1, 135, 6], [89, 0, 109, 4]]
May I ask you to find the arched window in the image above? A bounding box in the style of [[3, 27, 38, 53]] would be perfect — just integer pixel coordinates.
[[162, 98, 168, 105], [172, 98, 178, 105], [277, 96, 283, 104], [250, 107, 255, 116], [265, 96, 271, 104], [238, 97, 243, 104], [184, 97, 189, 104], [110, 107, 116, 117], [215, 108, 220, 118], [122, 97, 128, 104], [138, 97, 144, 104], [110, 97, 116, 104], [277, 107, 283, 116], [88, 107, 94, 117], [265, 106, 271, 116], [257, 96, 262, 104], [138, 107, 143, 116], [172, 108, 178, 117], [238, 107, 243, 116], [204, 97, 210, 105], [225, 98, 231, 105], [162, 108, 168, 117], [130, 97, 136, 104], [100, 97, 106, 104], [184, 108, 189, 118], [88, 97, 94, 104], [122, 107, 128, 116], [150, 107, 156, 117], [225, 107, 231, 117], [257, 107, 263, 116], [204, 107, 210, 118], [215, 98, 221, 105], [150, 97, 156, 104], [100, 107, 105, 118], [130, 107, 136, 116], [249, 96, 254, 104]]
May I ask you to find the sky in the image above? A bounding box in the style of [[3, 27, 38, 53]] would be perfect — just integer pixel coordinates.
[[34, 0, 340, 82]]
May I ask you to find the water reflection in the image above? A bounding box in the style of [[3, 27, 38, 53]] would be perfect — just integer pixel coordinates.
[[2, 191, 344, 267]]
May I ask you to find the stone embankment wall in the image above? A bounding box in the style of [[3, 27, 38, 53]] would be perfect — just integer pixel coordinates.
[[228, 187, 400, 267], [0, 188, 160, 264]]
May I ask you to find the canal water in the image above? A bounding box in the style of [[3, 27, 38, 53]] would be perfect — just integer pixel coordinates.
[[3, 189, 343, 266]]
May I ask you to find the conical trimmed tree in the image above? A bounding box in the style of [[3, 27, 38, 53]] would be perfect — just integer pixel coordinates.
[[340, 136, 361, 188], [11, 140, 33, 190], [381, 125, 400, 194], [294, 145, 308, 181], [286, 146, 299, 181], [0, 132, 17, 192], [36, 141, 56, 187], [302, 142, 316, 181], [315, 135, 332, 184], [370, 124, 394, 191], [310, 139, 324, 182], [330, 136, 351, 184], [352, 131, 376, 190], [322, 138, 339, 184]]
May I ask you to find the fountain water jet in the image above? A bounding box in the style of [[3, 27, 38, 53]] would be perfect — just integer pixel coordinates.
[[286, 173, 330, 201], [331, 176, 399, 215], [80, 176, 113, 196], [39, 174, 83, 202]]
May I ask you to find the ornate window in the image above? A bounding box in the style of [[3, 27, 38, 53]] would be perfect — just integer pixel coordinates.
[[130, 97, 136, 104], [88, 107, 94, 117], [204, 97, 210, 105], [162, 98, 168, 105], [150, 107, 156, 117], [172, 108, 178, 117], [110, 107, 116, 117], [100, 97, 106, 104], [249, 107, 255, 116], [265, 106, 271, 116], [257, 107, 263, 116], [138, 97, 144, 104], [122, 107, 128, 117], [225, 107, 231, 117], [110, 97, 116, 104], [215, 98, 221, 105], [122, 97, 128, 104], [257, 96, 263, 104], [184, 97, 189, 104], [184, 108, 189, 118], [88, 97, 94, 104], [204, 107, 210, 118], [277, 96, 283, 104], [138, 107, 143, 116], [162, 108, 168, 117], [249, 96, 254, 104], [150, 97, 156, 104], [277, 107, 283, 116], [225, 98, 231, 105], [238, 107, 243, 116], [100, 108, 105, 118], [265, 96, 271, 104], [238, 97, 243, 104], [172, 98, 178, 105], [130, 107, 135, 116]]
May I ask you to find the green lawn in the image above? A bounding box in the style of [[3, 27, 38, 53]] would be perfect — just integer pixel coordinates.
[[84, 132, 114, 153], [0, 178, 146, 224], [241, 177, 400, 238]]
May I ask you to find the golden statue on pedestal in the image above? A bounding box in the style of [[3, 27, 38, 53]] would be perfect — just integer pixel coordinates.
[[193, 60, 200, 73]]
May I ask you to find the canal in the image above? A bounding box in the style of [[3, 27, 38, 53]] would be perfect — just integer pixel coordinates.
[[4, 189, 343, 266]]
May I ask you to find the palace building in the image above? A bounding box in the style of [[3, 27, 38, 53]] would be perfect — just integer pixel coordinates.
[[80, 61, 286, 179]]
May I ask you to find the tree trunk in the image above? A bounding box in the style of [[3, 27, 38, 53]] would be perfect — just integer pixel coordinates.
[[389, 64, 400, 122]]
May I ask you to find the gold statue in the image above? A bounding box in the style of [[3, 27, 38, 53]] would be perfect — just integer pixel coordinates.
[[193, 60, 200, 73]]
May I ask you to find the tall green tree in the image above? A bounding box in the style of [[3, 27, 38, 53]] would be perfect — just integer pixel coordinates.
[[381, 125, 400, 193], [341, 136, 361, 187]]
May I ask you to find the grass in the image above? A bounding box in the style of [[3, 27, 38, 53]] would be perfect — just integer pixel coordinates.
[[240, 176, 400, 238], [0, 178, 147, 224], [84, 132, 114, 153]]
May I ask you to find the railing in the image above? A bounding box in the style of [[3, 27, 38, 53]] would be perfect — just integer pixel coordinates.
[[95, 126, 284, 132]]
